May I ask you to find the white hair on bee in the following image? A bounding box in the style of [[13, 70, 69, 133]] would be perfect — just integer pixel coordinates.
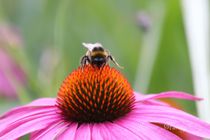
[[82, 42, 103, 51]]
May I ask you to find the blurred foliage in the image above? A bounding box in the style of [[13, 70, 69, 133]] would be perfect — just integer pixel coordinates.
[[0, 0, 196, 116]]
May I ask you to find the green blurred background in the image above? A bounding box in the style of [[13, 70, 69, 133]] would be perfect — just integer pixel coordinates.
[[0, 0, 196, 114]]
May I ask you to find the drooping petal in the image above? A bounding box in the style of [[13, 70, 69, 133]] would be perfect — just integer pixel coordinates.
[[0, 98, 58, 139], [0, 113, 47, 136], [31, 121, 68, 140], [115, 118, 182, 140], [130, 104, 210, 138], [28, 98, 56, 106], [184, 134, 202, 140], [134, 92, 169, 106], [0, 98, 58, 132], [135, 91, 202, 102], [57, 123, 78, 140], [0, 98, 56, 119], [0, 106, 57, 133], [0, 114, 60, 140], [74, 124, 92, 140], [92, 122, 140, 140]]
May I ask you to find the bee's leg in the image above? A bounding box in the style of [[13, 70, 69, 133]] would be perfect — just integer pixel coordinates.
[[80, 56, 89, 67], [85, 57, 90, 64], [108, 55, 124, 69], [101, 62, 107, 68]]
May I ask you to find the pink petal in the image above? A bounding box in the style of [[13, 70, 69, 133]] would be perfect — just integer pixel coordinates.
[[31, 121, 68, 140], [91, 124, 104, 140], [0, 115, 60, 140], [28, 98, 56, 106], [115, 118, 182, 140], [130, 104, 210, 139], [134, 92, 169, 106], [92, 123, 116, 140], [57, 123, 78, 140], [0, 112, 57, 135], [0, 112, 56, 135], [74, 124, 91, 140], [0, 99, 57, 133], [92, 122, 140, 140], [0, 106, 57, 132], [135, 91, 202, 102], [185, 134, 202, 140], [0, 98, 56, 119]]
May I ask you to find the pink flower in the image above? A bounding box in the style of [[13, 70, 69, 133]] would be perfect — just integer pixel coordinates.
[[0, 49, 26, 99], [0, 65, 210, 140], [0, 24, 25, 99]]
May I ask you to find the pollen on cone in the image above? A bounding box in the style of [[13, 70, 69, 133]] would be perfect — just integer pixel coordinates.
[[57, 65, 135, 123]]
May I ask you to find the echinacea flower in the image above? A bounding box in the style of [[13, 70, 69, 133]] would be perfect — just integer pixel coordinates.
[[0, 65, 210, 140], [0, 49, 26, 99], [0, 24, 25, 99]]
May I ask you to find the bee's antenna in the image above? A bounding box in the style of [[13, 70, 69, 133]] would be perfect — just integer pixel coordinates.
[[108, 55, 124, 69]]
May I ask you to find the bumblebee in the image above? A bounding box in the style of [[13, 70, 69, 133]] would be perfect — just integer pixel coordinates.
[[81, 43, 123, 68]]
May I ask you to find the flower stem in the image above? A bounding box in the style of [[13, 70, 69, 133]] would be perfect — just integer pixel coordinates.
[[182, 0, 210, 122]]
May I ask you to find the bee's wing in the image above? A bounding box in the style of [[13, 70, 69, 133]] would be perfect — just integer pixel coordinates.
[[82, 43, 102, 51]]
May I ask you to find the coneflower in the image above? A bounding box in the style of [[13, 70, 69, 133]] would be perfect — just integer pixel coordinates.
[[0, 24, 25, 99], [0, 45, 210, 140]]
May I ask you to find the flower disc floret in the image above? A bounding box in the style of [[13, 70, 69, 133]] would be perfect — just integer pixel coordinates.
[[57, 65, 135, 123]]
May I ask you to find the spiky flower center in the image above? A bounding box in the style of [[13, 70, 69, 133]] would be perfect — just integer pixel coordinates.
[[57, 65, 134, 123]]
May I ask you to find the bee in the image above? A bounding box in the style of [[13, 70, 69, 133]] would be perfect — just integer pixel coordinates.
[[81, 43, 123, 68]]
